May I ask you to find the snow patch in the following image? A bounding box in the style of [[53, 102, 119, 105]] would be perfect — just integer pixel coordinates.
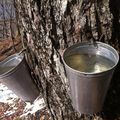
[[21, 97, 45, 117], [0, 83, 18, 103], [4, 110, 16, 116]]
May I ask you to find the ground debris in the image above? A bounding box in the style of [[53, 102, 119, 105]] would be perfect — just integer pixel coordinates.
[[0, 83, 46, 120]]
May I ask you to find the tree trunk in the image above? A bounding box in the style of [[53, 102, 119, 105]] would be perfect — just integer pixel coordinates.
[[15, 0, 119, 119]]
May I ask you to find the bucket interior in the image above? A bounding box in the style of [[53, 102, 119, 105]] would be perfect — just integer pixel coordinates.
[[0, 54, 23, 75], [63, 42, 119, 74]]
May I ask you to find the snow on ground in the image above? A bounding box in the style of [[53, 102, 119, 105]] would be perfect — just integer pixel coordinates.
[[21, 97, 46, 117], [0, 83, 45, 119], [0, 83, 18, 103]]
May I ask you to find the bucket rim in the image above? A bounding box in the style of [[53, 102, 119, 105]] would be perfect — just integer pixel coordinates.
[[62, 41, 119, 76], [0, 53, 24, 78]]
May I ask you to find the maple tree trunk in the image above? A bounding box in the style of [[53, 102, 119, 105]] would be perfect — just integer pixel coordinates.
[[15, 0, 120, 119]]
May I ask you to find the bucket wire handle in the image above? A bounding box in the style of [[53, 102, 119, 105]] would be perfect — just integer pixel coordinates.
[[18, 48, 26, 55]]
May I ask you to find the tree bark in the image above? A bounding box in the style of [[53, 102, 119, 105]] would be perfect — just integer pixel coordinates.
[[15, 0, 119, 119]]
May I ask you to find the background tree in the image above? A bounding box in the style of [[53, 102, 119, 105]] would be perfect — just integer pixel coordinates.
[[15, 0, 120, 119]]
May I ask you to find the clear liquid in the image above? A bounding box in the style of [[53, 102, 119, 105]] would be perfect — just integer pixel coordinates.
[[0, 66, 15, 75], [65, 54, 115, 73]]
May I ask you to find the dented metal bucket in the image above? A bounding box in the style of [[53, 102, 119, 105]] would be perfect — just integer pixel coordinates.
[[0, 53, 39, 102], [63, 42, 119, 114]]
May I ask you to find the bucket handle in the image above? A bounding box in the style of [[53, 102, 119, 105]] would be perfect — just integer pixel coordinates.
[[18, 48, 26, 55]]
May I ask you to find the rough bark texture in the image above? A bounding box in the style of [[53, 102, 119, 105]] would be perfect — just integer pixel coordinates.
[[15, 0, 120, 119]]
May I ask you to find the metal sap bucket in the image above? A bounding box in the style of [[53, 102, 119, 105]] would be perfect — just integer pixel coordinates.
[[63, 42, 119, 114], [0, 53, 39, 102]]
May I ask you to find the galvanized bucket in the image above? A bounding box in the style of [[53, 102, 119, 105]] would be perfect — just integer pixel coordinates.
[[63, 41, 119, 114], [0, 53, 39, 102]]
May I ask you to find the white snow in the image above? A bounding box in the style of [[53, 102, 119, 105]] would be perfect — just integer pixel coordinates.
[[4, 110, 16, 116], [0, 83, 18, 103], [21, 97, 45, 117], [0, 83, 45, 118]]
